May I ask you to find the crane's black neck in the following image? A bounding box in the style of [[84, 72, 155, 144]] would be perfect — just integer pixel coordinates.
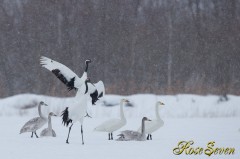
[[85, 62, 89, 72], [85, 81, 89, 94]]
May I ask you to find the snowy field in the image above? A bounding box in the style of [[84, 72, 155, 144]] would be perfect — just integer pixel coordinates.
[[1, 117, 239, 159], [0, 94, 240, 159]]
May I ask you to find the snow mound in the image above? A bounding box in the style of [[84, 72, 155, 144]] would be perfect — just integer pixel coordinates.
[[0, 94, 239, 118]]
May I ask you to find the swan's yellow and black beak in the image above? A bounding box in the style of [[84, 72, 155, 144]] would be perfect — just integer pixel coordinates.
[[122, 99, 129, 103], [158, 101, 164, 105], [50, 112, 57, 116]]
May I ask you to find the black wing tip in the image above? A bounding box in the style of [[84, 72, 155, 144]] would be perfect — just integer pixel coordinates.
[[52, 69, 76, 91], [98, 92, 103, 98], [90, 90, 99, 105]]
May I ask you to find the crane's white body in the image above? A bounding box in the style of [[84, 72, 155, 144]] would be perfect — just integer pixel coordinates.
[[138, 102, 164, 134], [68, 95, 88, 124], [95, 100, 127, 133], [40, 56, 105, 143], [60, 80, 90, 144], [61, 81, 89, 125]]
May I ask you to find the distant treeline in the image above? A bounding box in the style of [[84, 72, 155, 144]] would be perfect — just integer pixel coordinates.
[[0, 0, 239, 97]]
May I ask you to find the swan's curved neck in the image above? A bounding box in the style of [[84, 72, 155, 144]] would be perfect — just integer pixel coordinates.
[[155, 104, 161, 120], [38, 104, 44, 118], [141, 119, 146, 135], [48, 115, 52, 130], [120, 101, 125, 120]]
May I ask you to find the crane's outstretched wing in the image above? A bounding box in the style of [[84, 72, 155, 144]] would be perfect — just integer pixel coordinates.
[[40, 56, 84, 91], [87, 83, 99, 105], [94, 81, 105, 99], [86, 81, 105, 105]]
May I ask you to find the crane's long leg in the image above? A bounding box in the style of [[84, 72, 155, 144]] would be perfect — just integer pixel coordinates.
[[81, 125, 84, 145], [66, 124, 73, 144], [34, 131, 39, 138], [108, 133, 111, 140], [150, 134, 152, 140], [31, 132, 33, 138], [111, 133, 113, 140]]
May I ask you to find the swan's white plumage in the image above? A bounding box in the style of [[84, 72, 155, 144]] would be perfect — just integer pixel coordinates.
[[138, 101, 164, 134], [95, 119, 126, 133], [142, 119, 164, 134], [94, 99, 127, 133]]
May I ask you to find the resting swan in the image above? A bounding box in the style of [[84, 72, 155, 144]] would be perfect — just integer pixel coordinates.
[[94, 99, 129, 140], [40, 112, 57, 137], [20, 101, 48, 138], [116, 117, 151, 141], [138, 101, 164, 140]]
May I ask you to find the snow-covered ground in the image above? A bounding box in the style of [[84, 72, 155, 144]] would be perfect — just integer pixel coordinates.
[[0, 94, 239, 159], [1, 117, 239, 159]]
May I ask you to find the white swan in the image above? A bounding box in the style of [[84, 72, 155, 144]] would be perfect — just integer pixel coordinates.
[[40, 112, 57, 137], [116, 117, 151, 141], [20, 101, 48, 138], [94, 99, 129, 140], [61, 78, 90, 144], [138, 101, 164, 140]]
